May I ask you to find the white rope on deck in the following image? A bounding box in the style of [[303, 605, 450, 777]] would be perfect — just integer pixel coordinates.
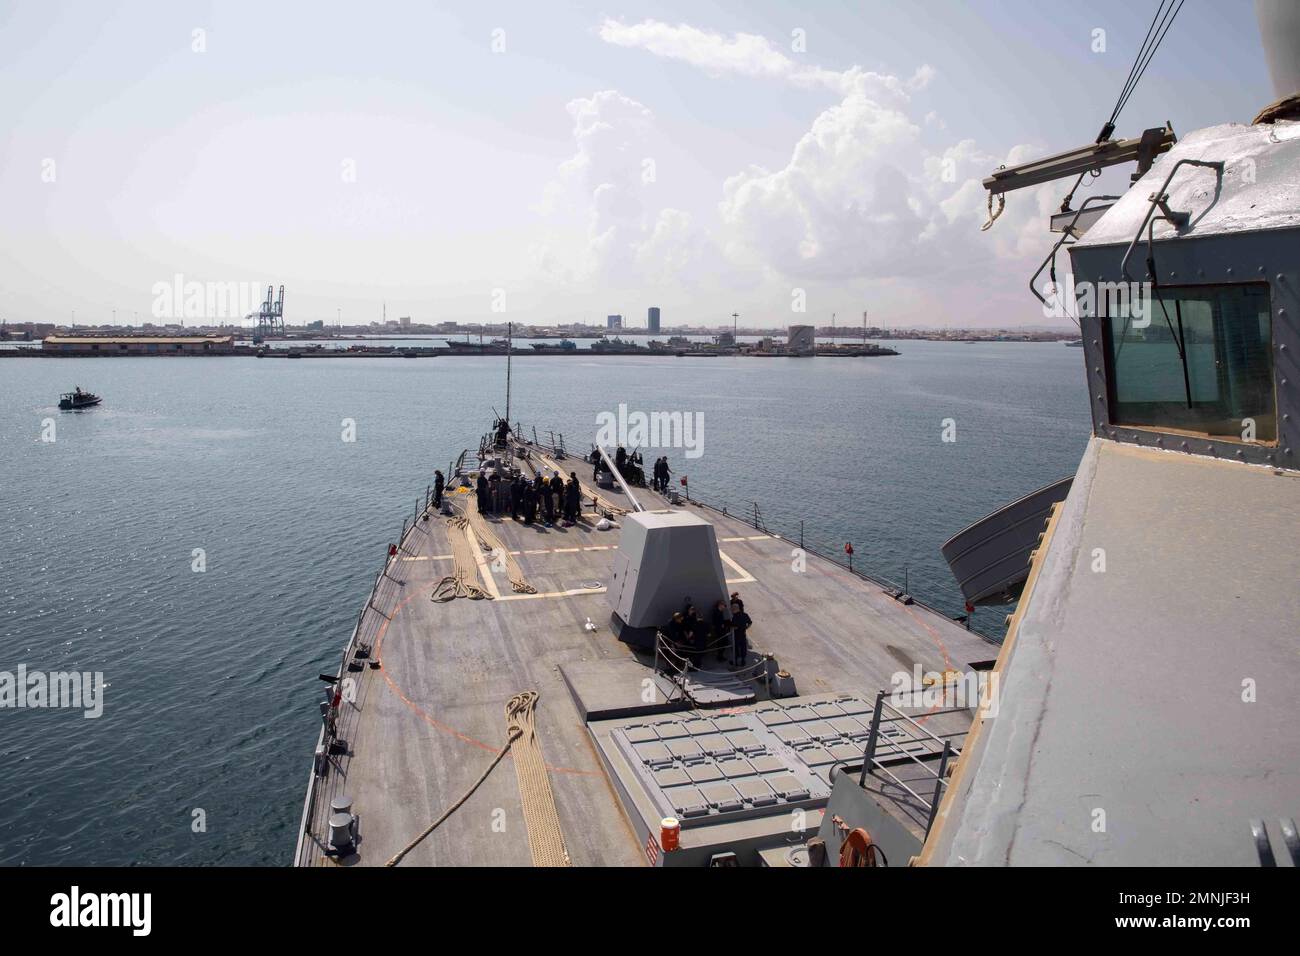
[[465, 495, 537, 595], [431, 515, 493, 602], [505, 691, 571, 867]]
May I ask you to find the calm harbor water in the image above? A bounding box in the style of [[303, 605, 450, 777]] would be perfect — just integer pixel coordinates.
[[0, 341, 1090, 865]]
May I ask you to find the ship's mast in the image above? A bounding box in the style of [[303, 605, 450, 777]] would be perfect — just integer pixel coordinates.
[[504, 321, 512, 426]]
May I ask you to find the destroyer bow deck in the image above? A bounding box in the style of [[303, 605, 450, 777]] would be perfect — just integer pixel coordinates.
[[294, 435, 994, 867]]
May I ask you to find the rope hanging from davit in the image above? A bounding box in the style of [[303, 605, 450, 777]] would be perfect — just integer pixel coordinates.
[[980, 190, 1005, 232]]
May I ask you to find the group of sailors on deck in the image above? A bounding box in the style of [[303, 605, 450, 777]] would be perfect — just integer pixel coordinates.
[[592, 446, 646, 487], [650, 457, 673, 493], [475, 469, 583, 526], [590, 445, 674, 493], [663, 592, 753, 669]]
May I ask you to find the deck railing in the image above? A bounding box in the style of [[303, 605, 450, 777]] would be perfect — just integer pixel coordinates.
[[858, 689, 969, 838], [292, 493, 433, 865]]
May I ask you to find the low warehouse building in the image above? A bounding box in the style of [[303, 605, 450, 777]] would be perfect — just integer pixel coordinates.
[[42, 335, 237, 355]]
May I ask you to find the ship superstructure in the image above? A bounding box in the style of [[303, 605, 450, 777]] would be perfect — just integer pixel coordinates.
[[923, 111, 1300, 867], [923, 1, 1300, 866]]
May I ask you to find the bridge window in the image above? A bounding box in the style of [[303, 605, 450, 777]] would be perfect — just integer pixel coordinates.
[[1103, 283, 1275, 442]]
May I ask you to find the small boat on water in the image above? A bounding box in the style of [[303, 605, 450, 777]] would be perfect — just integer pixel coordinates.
[[58, 387, 101, 410]]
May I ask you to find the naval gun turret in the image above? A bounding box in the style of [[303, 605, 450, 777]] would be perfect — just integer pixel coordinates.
[[596, 443, 730, 648], [607, 509, 730, 650]]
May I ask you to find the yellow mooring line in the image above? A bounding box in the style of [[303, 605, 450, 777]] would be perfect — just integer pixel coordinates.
[[431, 515, 493, 602], [505, 691, 571, 867], [465, 495, 537, 594]]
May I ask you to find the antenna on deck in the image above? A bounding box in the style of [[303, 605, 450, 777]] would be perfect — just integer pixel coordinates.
[[504, 321, 512, 425]]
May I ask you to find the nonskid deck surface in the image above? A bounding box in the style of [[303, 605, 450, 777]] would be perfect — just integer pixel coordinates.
[[297, 447, 995, 866]]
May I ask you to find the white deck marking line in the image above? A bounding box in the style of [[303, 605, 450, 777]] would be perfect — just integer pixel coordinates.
[[465, 523, 503, 599], [404, 543, 614, 561], [496, 585, 608, 602], [718, 549, 756, 584], [720, 535, 774, 542]]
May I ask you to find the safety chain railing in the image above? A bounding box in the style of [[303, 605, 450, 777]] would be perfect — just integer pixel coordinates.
[[652, 632, 773, 704]]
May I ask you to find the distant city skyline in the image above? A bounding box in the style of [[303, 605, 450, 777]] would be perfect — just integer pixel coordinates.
[[0, 1, 1274, 329]]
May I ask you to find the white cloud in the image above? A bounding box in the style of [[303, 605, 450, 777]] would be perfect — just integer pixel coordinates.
[[600, 18, 1054, 290], [532, 89, 725, 288], [720, 94, 931, 279], [597, 18, 836, 90], [597, 17, 930, 101], [907, 64, 936, 92]]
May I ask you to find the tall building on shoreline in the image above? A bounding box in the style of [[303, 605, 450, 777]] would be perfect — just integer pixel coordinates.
[[787, 324, 815, 355], [607, 314, 623, 330], [647, 306, 660, 333]]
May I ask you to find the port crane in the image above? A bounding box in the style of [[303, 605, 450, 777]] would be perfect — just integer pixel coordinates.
[[252, 285, 285, 342]]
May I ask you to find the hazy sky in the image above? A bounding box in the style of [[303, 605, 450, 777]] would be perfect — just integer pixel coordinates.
[[0, 0, 1275, 329]]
